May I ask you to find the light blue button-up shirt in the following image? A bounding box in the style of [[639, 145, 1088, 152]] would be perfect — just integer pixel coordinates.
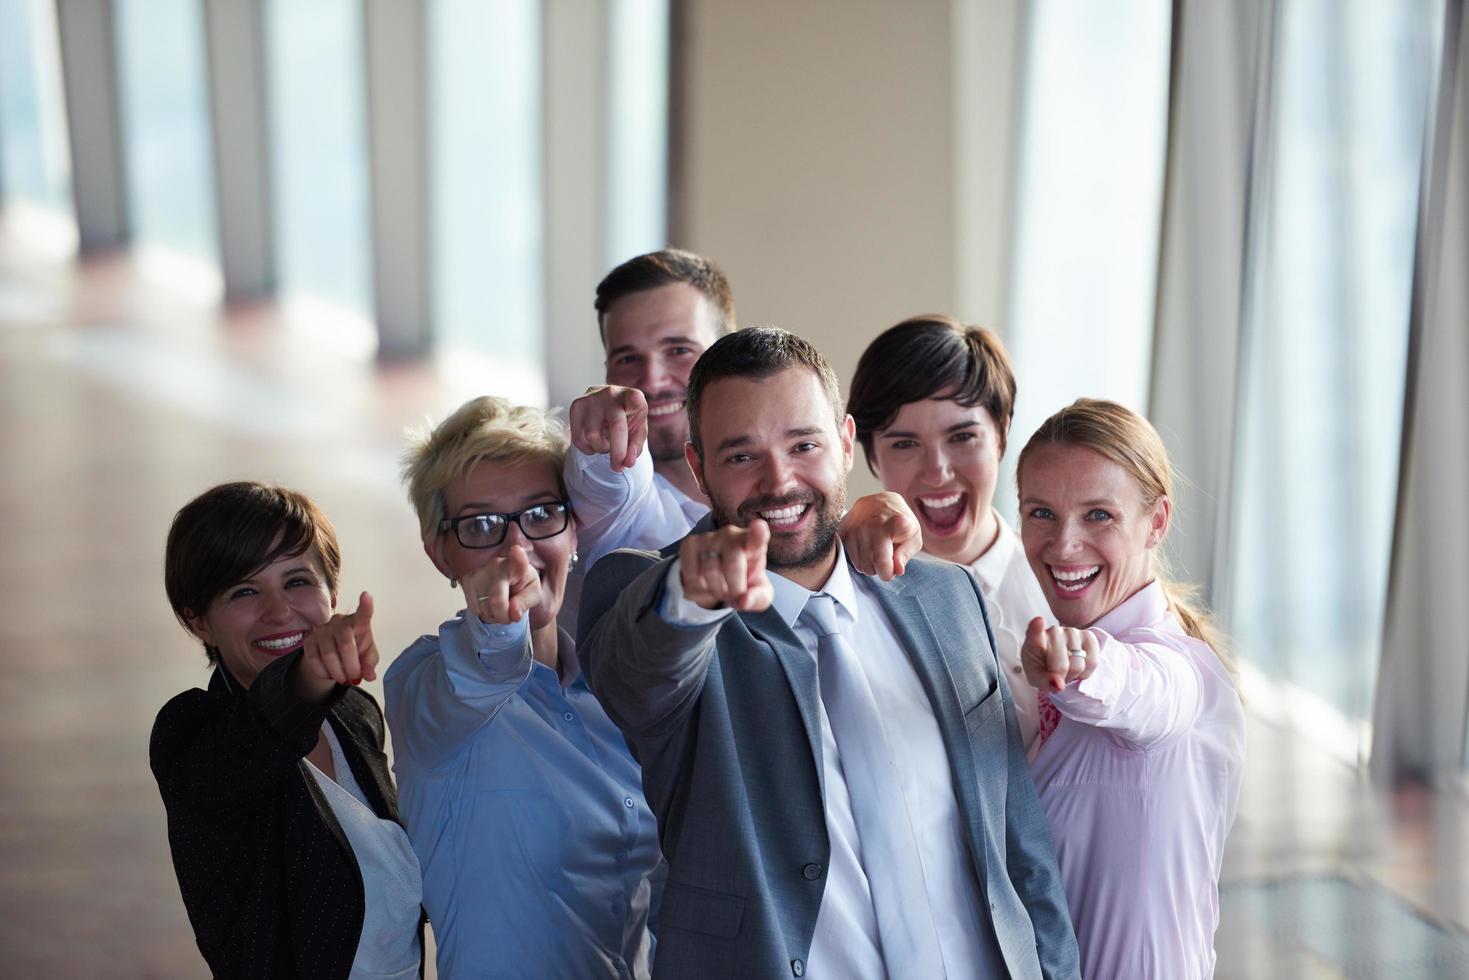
[[385, 613, 662, 979]]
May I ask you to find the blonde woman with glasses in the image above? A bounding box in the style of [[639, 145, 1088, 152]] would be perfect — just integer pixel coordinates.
[[386, 396, 661, 979]]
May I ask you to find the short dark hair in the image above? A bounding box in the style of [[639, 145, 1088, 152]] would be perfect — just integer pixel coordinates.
[[847, 314, 1017, 472], [686, 326, 842, 457], [594, 248, 736, 339], [164, 482, 342, 665]]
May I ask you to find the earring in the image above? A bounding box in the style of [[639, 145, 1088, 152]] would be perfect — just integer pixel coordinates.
[[449, 577, 459, 589], [569, 551, 579, 569]]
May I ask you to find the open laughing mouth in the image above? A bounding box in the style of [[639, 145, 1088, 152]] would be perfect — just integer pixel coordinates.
[[915, 491, 968, 533], [1048, 565, 1101, 595]]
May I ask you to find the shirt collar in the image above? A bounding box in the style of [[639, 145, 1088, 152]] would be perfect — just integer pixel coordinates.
[[1093, 579, 1170, 635], [768, 542, 861, 628], [969, 511, 1016, 594]]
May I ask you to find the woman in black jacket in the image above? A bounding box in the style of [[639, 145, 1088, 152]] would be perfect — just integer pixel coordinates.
[[152, 482, 423, 979]]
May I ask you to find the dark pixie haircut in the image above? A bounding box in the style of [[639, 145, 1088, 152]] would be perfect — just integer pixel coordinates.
[[685, 326, 842, 457], [164, 482, 342, 665], [594, 248, 737, 339], [847, 314, 1018, 472]]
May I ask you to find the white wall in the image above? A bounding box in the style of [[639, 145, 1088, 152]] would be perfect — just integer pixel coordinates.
[[675, 0, 1022, 495]]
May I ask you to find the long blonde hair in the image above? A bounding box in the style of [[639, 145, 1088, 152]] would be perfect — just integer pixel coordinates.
[[1017, 398, 1236, 679]]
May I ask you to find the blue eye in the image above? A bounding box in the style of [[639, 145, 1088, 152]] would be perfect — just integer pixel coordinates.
[[1087, 509, 1113, 522], [1027, 507, 1054, 520]]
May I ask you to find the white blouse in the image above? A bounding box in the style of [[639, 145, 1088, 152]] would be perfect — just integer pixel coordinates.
[[306, 724, 423, 980], [968, 513, 1051, 750]]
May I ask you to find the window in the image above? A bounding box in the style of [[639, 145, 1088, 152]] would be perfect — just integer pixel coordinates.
[[1002, 0, 1173, 517], [265, 0, 373, 313], [0, 0, 70, 214], [115, 0, 217, 261], [430, 0, 544, 366], [1226, 0, 1445, 724], [606, 0, 670, 263]]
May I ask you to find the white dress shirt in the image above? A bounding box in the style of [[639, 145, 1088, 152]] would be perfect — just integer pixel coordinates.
[[968, 514, 1050, 752], [661, 546, 1005, 978], [562, 445, 708, 629]]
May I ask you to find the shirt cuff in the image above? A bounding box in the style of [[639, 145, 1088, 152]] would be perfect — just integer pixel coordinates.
[[442, 612, 533, 688], [659, 558, 735, 627], [1049, 628, 1125, 715]]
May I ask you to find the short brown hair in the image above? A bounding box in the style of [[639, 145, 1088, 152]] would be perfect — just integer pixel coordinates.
[[594, 248, 736, 339], [685, 326, 842, 457], [164, 482, 342, 665], [847, 314, 1017, 473]]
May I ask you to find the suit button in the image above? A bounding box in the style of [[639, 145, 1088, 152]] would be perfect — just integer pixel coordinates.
[[801, 863, 822, 881], [791, 958, 805, 977]]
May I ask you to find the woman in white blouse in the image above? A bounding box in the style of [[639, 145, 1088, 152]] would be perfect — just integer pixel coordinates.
[[152, 482, 423, 980], [1015, 398, 1246, 980], [846, 314, 1051, 750]]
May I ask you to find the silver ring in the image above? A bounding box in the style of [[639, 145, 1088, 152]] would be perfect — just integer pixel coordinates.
[[476, 595, 491, 602]]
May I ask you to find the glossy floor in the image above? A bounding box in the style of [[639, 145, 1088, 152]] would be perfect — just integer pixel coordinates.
[[2, 220, 1465, 979]]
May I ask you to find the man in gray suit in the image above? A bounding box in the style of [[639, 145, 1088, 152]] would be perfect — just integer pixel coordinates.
[[579, 327, 1079, 979]]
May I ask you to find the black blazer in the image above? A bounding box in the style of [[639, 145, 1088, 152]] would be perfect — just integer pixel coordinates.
[[151, 650, 418, 979]]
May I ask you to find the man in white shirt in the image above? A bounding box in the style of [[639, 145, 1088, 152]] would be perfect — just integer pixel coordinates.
[[579, 327, 1080, 979], [561, 249, 732, 629]]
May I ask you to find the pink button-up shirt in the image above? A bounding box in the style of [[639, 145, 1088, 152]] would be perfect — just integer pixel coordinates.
[[1030, 580, 1245, 980]]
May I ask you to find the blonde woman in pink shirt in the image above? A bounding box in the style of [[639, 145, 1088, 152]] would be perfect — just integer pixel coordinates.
[[1015, 398, 1245, 980]]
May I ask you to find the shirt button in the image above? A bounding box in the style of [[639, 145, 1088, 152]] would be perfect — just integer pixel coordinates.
[[1012, 664, 1022, 674], [791, 959, 805, 977], [616, 850, 629, 864], [624, 797, 635, 808], [801, 863, 822, 881], [563, 711, 575, 722]]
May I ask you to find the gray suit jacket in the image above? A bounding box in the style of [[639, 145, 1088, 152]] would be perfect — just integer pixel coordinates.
[[579, 531, 1080, 980]]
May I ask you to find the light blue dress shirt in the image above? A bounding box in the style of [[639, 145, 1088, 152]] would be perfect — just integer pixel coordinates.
[[385, 614, 662, 979]]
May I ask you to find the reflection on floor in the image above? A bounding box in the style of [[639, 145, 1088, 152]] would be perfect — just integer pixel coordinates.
[[3, 221, 1467, 979]]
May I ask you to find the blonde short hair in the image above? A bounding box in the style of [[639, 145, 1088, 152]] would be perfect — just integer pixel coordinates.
[[402, 396, 568, 542]]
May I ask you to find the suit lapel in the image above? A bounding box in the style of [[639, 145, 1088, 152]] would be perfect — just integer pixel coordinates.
[[742, 605, 826, 795], [866, 572, 990, 883]]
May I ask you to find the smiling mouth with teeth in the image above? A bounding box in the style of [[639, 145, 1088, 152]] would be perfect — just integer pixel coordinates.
[[254, 632, 307, 654], [758, 503, 809, 529], [915, 491, 968, 532], [647, 400, 684, 419], [1049, 565, 1101, 594]]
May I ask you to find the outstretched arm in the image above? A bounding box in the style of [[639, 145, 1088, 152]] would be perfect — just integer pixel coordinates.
[[1021, 617, 1203, 750], [580, 521, 773, 739]]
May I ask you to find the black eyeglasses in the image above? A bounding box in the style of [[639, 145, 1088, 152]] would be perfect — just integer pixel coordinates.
[[438, 501, 573, 549]]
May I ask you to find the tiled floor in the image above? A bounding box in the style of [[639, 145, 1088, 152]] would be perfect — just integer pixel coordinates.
[[3, 220, 1467, 978]]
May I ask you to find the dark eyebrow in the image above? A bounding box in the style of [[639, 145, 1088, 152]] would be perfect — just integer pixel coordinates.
[[606, 335, 703, 360], [714, 427, 825, 455], [881, 419, 980, 440], [714, 434, 753, 455]]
